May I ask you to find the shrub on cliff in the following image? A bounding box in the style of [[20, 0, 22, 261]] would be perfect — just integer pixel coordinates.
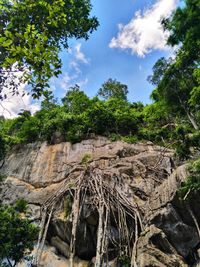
[[179, 158, 200, 200], [0, 201, 38, 267]]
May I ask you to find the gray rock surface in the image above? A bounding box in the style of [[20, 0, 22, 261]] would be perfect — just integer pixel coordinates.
[[1, 136, 199, 266]]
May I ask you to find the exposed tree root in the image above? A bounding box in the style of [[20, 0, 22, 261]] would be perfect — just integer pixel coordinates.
[[33, 166, 144, 266]]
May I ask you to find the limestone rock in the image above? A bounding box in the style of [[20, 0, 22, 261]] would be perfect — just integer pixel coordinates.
[[17, 246, 89, 267], [1, 136, 200, 266], [51, 236, 70, 258], [136, 225, 188, 267]]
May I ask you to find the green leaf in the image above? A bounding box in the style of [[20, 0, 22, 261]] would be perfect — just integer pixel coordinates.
[[2, 39, 12, 47]]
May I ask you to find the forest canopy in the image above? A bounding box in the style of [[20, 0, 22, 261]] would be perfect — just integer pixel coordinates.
[[0, 0, 98, 99]]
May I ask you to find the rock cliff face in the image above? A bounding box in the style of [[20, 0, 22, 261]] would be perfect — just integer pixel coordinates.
[[0, 136, 200, 267]]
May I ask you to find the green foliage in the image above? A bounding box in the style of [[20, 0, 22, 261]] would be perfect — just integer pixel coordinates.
[[0, 81, 197, 159], [189, 69, 200, 108], [64, 195, 73, 218], [15, 199, 28, 213], [0, 134, 6, 162], [175, 141, 191, 160], [97, 78, 129, 101], [0, 85, 144, 146], [0, 173, 7, 183], [163, 0, 200, 62], [148, 0, 200, 131], [179, 158, 200, 200], [172, 125, 193, 160], [0, 0, 99, 99], [0, 202, 38, 267], [122, 135, 138, 144], [62, 85, 90, 114], [41, 90, 57, 111], [81, 153, 92, 165], [109, 133, 122, 142], [117, 255, 130, 267]]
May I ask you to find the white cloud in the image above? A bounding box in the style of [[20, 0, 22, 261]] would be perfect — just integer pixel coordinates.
[[0, 87, 40, 119], [58, 72, 88, 92], [52, 43, 90, 91], [0, 67, 40, 118], [74, 43, 90, 64], [69, 61, 81, 74], [59, 72, 78, 89], [49, 42, 90, 93], [0, 42, 90, 118], [109, 0, 178, 57], [76, 78, 88, 88]]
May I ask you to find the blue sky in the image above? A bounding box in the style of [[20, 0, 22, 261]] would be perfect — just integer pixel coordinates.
[[1, 0, 180, 117], [50, 0, 179, 104]]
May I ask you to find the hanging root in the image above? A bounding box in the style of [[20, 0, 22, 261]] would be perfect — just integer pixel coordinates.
[[131, 215, 139, 267], [187, 203, 200, 239], [33, 166, 143, 266], [69, 175, 83, 267], [33, 205, 54, 266]]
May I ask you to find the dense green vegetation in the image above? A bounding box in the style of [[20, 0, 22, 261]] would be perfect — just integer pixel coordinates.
[[179, 158, 200, 200], [0, 0, 98, 99], [0, 77, 199, 162], [0, 200, 38, 267], [0, 82, 143, 144]]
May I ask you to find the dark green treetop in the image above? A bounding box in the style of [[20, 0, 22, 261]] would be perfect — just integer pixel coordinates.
[[97, 78, 129, 101]]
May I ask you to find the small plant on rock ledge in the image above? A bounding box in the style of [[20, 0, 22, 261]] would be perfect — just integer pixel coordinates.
[[64, 194, 73, 218], [0, 173, 7, 183], [81, 153, 92, 166], [117, 255, 131, 267]]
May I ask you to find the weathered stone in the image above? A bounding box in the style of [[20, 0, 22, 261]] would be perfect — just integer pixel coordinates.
[[51, 236, 70, 258], [17, 246, 89, 267], [136, 225, 188, 267], [27, 204, 41, 221], [1, 137, 199, 266]]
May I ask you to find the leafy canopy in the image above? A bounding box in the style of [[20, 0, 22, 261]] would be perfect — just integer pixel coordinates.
[[149, 0, 200, 131], [0, 200, 38, 267], [97, 78, 129, 101], [163, 0, 200, 63], [0, 80, 144, 145], [0, 0, 98, 99], [179, 158, 200, 200]]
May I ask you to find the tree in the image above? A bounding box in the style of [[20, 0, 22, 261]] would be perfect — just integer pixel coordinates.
[[85, 99, 115, 135], [162, 0, 200, 64], [149, 57, 199, 130], [0, 0, 99, 99], [0, 201, 38, 267], [61, 85, 90, 114], [148, 0, 200, 130], [97, 78, 129, 101], [41, 90, 57, 111]]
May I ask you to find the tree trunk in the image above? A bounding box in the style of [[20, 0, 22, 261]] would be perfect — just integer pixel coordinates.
[[177, 95, 199, 130], [186, 111, 199, 130]]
